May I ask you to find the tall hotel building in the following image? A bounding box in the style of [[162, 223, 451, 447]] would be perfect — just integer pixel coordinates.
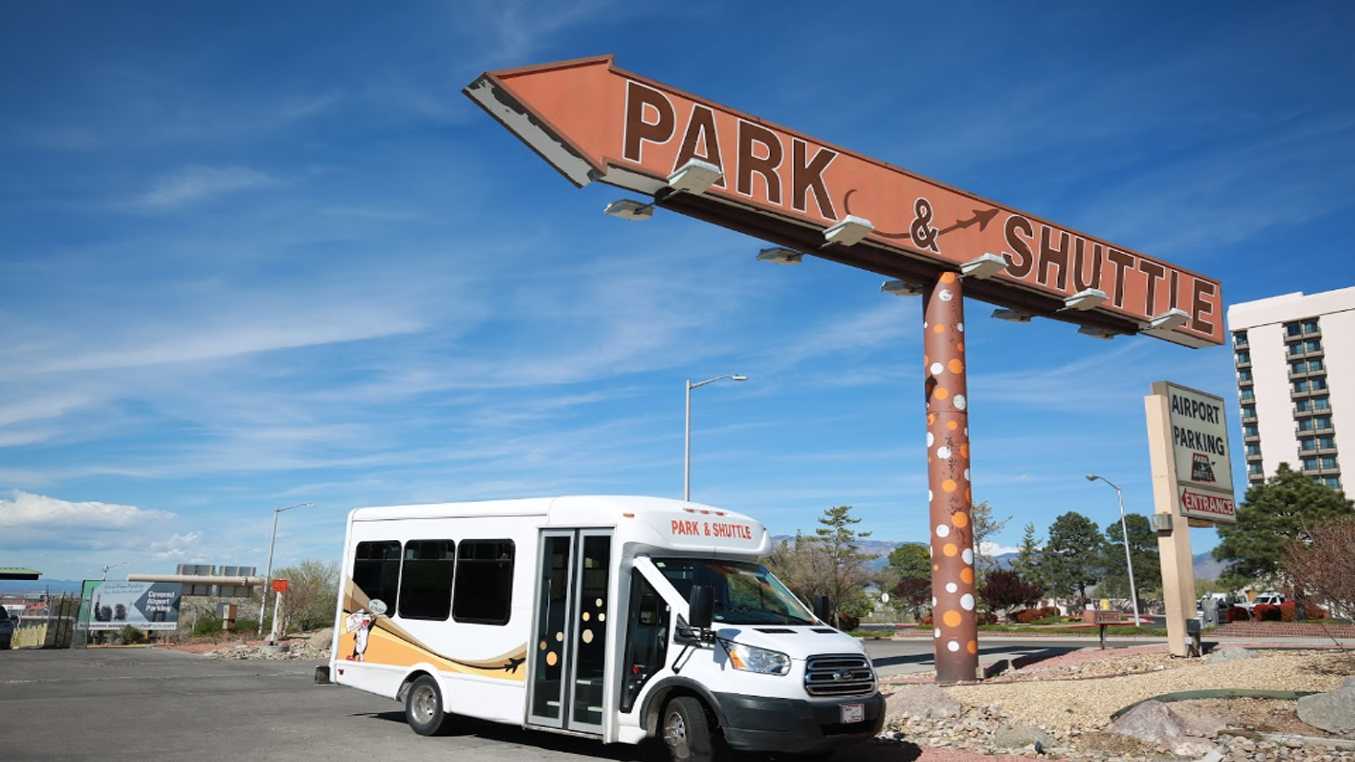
[[1227, 287, 1355, 491]]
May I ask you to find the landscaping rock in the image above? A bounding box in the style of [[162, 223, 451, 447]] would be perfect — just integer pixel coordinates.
[[990, 721, 1052, 750], [1298, 687, 1355, 735], [884, 684, 963, 720], [1172, 707, 1227, 739], [1111, 700, 1185, 746], [1205, 646, 1254, 663], [307, 628, 333, 651]]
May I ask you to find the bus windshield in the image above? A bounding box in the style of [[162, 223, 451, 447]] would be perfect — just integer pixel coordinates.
[[653, 557, 816, 626]]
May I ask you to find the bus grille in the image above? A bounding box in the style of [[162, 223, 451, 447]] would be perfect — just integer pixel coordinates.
[[804, 654, 875, 697]]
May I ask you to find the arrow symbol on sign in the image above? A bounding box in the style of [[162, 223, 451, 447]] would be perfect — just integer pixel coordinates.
[[937, 207, 1000, 236]]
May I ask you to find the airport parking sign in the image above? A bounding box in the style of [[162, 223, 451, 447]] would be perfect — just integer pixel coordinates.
[[1156, 381, 1236, 523]]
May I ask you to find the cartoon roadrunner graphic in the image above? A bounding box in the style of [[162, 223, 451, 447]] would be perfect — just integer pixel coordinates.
[[340, 580, 527, 677]]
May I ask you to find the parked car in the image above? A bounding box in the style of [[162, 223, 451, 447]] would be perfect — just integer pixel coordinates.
[[0, 606, 13, 649], [1243, 592, 1285, 611]]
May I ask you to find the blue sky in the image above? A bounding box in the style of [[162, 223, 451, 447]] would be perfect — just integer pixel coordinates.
[[3, 2, 1353, 581]]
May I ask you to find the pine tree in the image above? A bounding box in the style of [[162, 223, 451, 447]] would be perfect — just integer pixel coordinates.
[[1012, 522, 1043, 588], [812, 505, 875, 627]]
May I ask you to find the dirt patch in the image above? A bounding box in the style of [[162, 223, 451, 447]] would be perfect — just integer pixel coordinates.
[[1174, 697, 1332, 737]]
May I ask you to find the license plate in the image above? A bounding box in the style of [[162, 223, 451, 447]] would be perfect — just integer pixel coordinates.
[[840, 703, 865, 724]]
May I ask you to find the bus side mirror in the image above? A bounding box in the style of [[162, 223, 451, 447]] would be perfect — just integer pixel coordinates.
[[689, 585, 714, 631], [814, 595, 831, 622]]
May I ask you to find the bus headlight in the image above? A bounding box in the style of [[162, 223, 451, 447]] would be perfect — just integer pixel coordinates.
[[720, 639, 791, 675]]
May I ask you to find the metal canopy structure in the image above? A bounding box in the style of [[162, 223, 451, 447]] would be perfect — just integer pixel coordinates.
[[0, 567, 41, 580], [466, 55, 1224, 684]]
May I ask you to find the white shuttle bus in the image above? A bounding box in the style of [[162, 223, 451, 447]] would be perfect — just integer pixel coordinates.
[[324, 495, 884, 761]]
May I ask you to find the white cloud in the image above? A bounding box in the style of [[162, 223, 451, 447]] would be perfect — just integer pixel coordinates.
[[147, 531, 204, 560], [131, 165, 277, 210], [979, 541, 1020, 557], [0, 491, 174, 529]]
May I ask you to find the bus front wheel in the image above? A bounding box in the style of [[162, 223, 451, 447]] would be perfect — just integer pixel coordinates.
[[662, 696, 718, 762]]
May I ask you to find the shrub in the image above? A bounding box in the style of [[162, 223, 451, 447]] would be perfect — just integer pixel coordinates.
[[1011, 606, 1060, 624], [192, 612, 223, 637], [1227, 606, 1250, 622], [976, 611, 997, 625], [1309, 604, 1328, 620], [118, 625, 146, 644], [836, 613, 861, 632], [1252, 604, 1282, 622], [920, 613, 933, 626]]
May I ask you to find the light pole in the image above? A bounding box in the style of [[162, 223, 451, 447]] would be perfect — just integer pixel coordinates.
[[258, 502, 314, 639], [1086, 474, 1141, 626], [684, 374, 748, 501], [100, 562, 124, 581]]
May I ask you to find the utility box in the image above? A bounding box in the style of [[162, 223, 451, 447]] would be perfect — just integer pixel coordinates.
[[218, 602, 237, 630]]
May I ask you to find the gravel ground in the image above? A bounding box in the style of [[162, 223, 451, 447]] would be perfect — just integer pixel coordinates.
[[946, 651, 1350, 731]]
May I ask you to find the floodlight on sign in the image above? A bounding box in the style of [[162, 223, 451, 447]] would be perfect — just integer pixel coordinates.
[[603, 199, 653, 221], [880, 280, 923, 297], [991, 308, 1033, 323], [1147, 308, 1190, 332], [960, 253, 1007, 280], [1078, 325, 1117, 340], [667, 158, 723, 195], [1063, 288, 1109, 311], [823, 215, 874, 246], [756, 247, 803, 265]]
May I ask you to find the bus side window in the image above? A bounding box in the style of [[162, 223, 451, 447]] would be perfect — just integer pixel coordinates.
[[353, 540, 401, 607], [620, 570, 669, 713], [452, 540, 515, 625]]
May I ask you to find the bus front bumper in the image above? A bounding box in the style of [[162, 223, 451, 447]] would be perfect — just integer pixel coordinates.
[[712, 691, 885, 753]]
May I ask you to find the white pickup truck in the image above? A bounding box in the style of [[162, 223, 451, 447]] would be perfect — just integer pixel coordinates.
[[1242, 592, 1285, 611]]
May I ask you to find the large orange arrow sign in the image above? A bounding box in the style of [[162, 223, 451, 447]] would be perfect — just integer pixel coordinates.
[[466, 55, 1222, 347]]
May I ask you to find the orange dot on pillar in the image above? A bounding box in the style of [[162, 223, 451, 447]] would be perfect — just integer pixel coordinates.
[[934, 386, 950, 400], [966, 640, 978, 655], [933, 564, 940, 572], [940, 272, 957, 284], [948, 359, 964, 373], [961, 567, 974, 584], [947, 420, 957, 431], [953, 512, 969, 528], [933, 324, 946, 334], [957, 342, 965, 352], [943, 610, 962, 627], [942, 479, 957, 493], [928, 414, 936, 425], [960, 444, 969, 457], [943, 543, 958, 557]]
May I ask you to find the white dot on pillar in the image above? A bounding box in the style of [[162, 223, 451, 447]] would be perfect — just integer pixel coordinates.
[[932, 597, 937, 607], [947, 640, 960, 652], [953, 394, 967, 411], [930, 362, 944, 376], [958, 323, 964, 333], [962, 548, 974, 564], [961, 594, 975, 611], [964, 468, 971, 480], [927, 432, 934, 447], [945, 582, 957, 594], [937, 446, 951, 460], [928, 490, 933, 501], [933, 628, 941, 639], [939, 289, 953, 302], [936, 524, 950, 538]]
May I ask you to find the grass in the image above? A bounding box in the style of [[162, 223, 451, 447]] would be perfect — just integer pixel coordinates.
[[979, 623, 1169, 637]]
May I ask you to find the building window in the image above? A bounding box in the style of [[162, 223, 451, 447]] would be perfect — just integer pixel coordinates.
[[353, 541, 402, 607], [1300, 438, 1317, 452], [1294, 380, 1309, 393], [398, 540, 456, 621], [1314, 397, 1330, 410], [1302, 457, 1319, 471], [452, 540, 515, 625], [1242, 404, 1256, 419], [1237, 351, 1251, 364], [1307, 339, 1323, 352], [1303, 319, 1319, 333], [1297, 399, 1312, 412], [1244, 424, 1259, 436], [1248, 463, 1263, 475], [1311, 358, 1324, 371], [1312, 377, 1327, 390], [1246, 443, 1262, 456], [1319, 436, 1336, 449], [1315, 416, 1333, 429], [1286, 322, 1302, 337], [1239, 368, 1253, 382], [1323, 477, 1342, 489], [1241, 389, 1255, 401]]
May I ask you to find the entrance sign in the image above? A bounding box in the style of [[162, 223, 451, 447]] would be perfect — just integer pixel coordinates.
[[469, 55, 1227, 683], [1160, 382, 1237, 523], [465, 55, 1224, 348], [82, 581, 182, 632]]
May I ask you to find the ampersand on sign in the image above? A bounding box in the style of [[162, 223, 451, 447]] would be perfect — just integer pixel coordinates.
[[910, 197, 940, 253]]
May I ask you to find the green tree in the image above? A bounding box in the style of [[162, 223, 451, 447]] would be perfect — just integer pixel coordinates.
[[272, 560, 340, 633], [1214, 463, 1354, 588], [1043, 511, 1106, 606], [886, 543, 932, 619], [1012, 522, 1043, 588], [1101, 514, 1160, 603], [812, 505, 876, 627]]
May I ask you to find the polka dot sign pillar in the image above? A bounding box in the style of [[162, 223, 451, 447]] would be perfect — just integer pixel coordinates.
[[923, 272, 979, 684]]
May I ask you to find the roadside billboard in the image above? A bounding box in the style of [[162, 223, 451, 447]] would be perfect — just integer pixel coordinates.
[[83, 581, 182, 631], [1154, 381, 1237, 523]]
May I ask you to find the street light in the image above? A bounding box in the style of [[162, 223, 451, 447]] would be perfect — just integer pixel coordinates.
[[258, 502, 315, 639], [1086, 474, 1141, 626], [100, 562, 124, 581], [684, 374, 748, 502]]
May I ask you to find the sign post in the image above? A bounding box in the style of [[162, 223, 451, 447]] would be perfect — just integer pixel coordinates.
[[468, 55, 1226, 683], [1144, 381, 1236, 657]]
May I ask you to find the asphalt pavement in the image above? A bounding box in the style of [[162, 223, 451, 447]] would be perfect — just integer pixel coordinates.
[[0, 638, 1162, 761]]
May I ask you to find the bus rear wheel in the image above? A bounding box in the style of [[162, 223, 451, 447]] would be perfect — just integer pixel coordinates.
[[662, 696, 717, 762], [404, 675, 448, 736]]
